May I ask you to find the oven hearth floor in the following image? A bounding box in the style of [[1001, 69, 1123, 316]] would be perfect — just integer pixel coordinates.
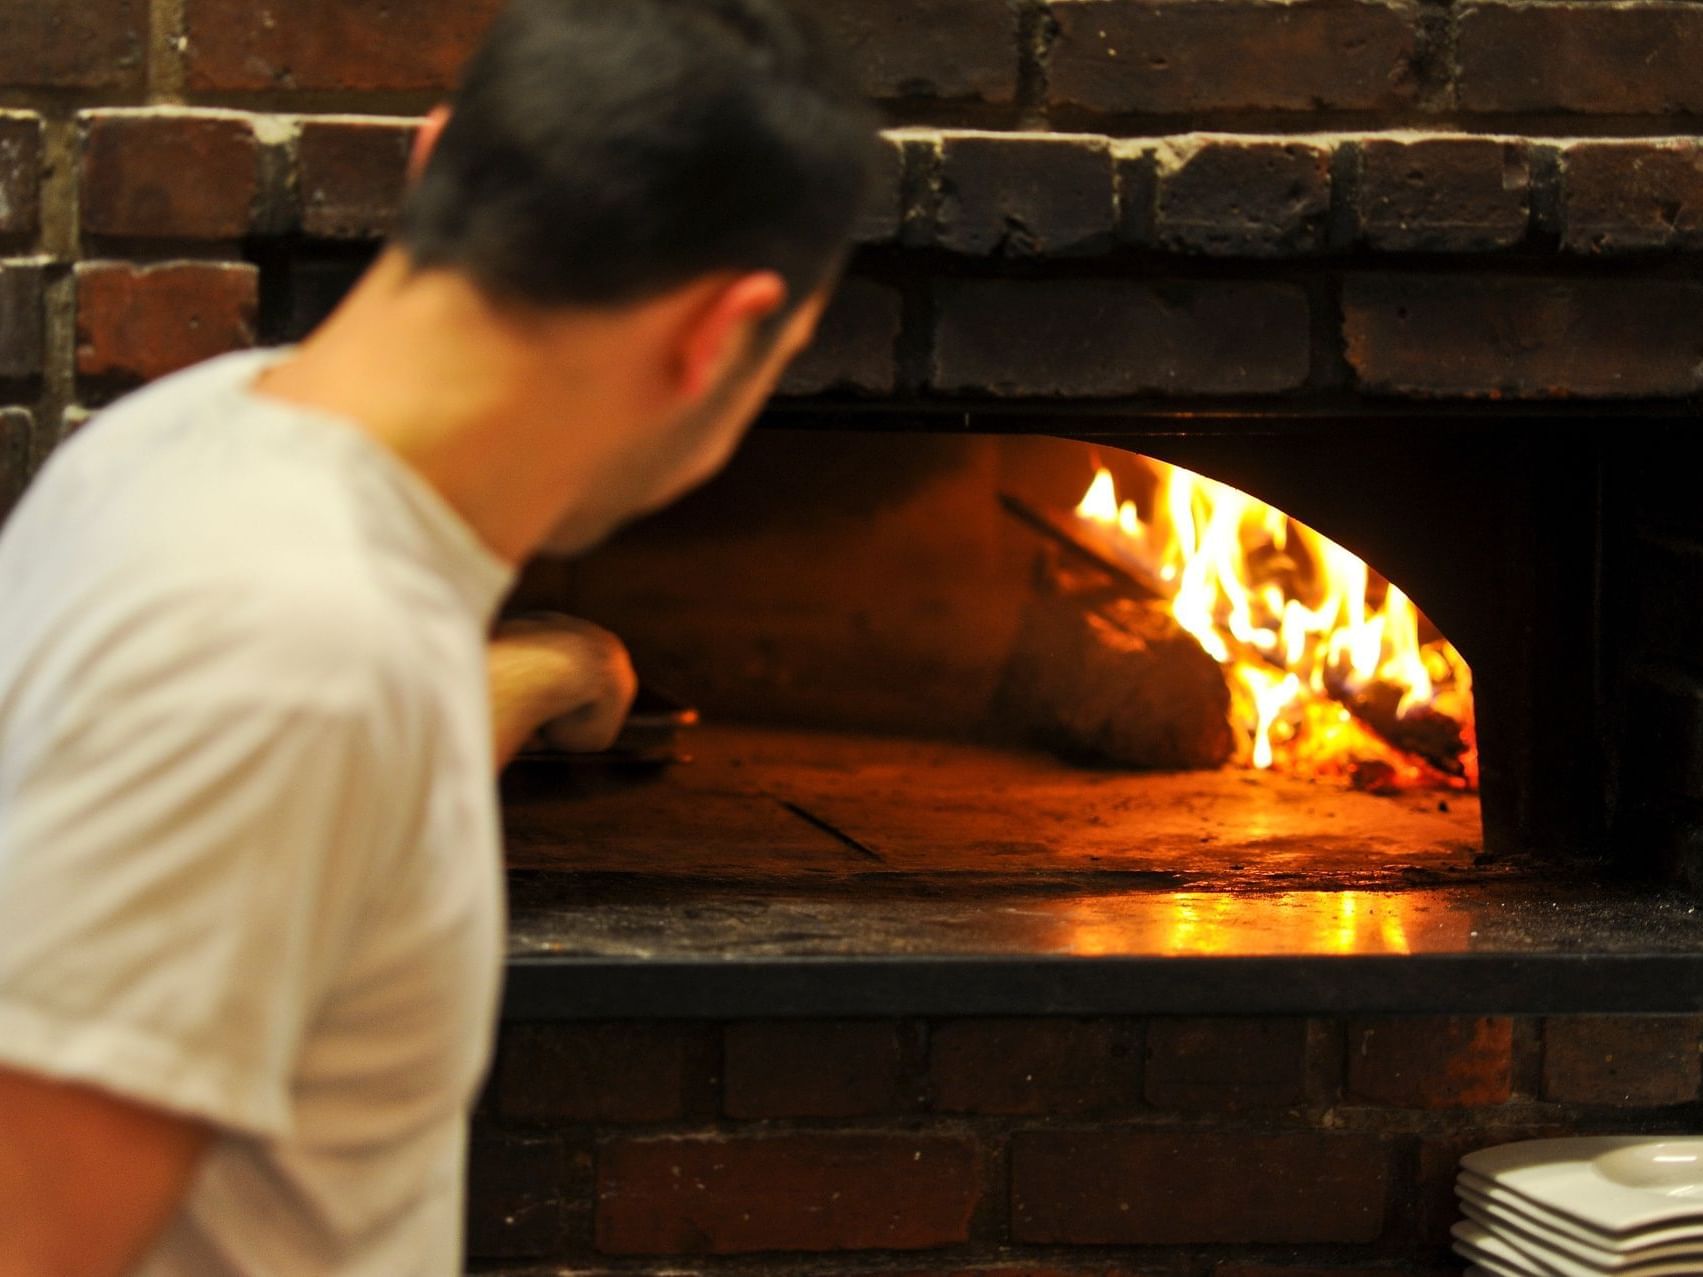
[[501, 725, 1703, 1019]]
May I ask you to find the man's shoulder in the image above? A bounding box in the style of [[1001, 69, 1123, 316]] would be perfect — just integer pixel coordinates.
[[108, 349, 282, 419], [5, 527, 418, 740], [202, 564, 418, 696], [2, 349, 471, 733], [18, 353, 319, 555], [33, 353, 406, 638], [51, 560, 419, 733], [59, 351, 281, 458]]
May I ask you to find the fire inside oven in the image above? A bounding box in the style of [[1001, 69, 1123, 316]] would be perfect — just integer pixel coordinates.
[[500, 429, 1500, 942], [1004, 457, 1474, 788]]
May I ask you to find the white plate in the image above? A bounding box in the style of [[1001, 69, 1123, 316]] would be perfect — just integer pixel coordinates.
[[1462, 1139, 1703, 1235], [1454, 1223, 1556, 1277], [1460, 1182, 1703, 1266], [1460, 1171, 1703, 1252], [1458, 1205, 1703, 1277]]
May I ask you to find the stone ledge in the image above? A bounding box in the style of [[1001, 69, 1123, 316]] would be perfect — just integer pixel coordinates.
[[504, 949, 1703, 1020]]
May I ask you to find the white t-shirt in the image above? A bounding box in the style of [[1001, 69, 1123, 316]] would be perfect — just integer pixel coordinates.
[[0, 351, 515, 1275]]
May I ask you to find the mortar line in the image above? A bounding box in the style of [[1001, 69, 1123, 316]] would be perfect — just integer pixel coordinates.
[[148, 0, 189, 106], [32, 112, 81, 468], [1013, 0, 1058, 133]]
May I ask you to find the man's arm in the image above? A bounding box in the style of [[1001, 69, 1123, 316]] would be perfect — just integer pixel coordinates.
[[487, 614, 638, 769], [0, 1067, 209, 1277]]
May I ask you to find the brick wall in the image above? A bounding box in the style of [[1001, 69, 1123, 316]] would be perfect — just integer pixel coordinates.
[[467, 1013, 1703, 1273], [8, 0, 1703, 522], [6, 4, 1703, 1269]]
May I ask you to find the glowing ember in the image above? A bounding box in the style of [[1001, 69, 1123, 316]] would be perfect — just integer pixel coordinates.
[[1073, 460, 1477, 789]]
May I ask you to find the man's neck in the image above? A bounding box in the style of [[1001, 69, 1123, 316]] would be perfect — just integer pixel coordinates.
[[252, 250, 636, 566]]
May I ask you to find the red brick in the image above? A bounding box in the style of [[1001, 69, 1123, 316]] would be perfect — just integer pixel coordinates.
[[930, 1019, 1140, 1116], [1358, 136, 1531, 253], [1458, 4, 1703, 115], [1561, 141, 1703, 255], [1048, 0, 1421, 116], [0, 261, 46, 381], [724, 1020, 910, 1119], [497, 1022, 706, 1124], [465, 1129, 565, 1260], [0, 0, 147, 90], [299, 118, 420, 241], [183, 0, 505, 93], [1155, 137, 1331, 257], [809, 0, 1018, 103], [780, 279, 902, 396], [181, 0, 1015, 102], [0, 407, 32, 521], [1012, 1130, 1390, 1244], [1543, 1016, 1703, 1105], [1346, 1016, 1512, 1108], [81, 112, 262, 242], [0, 114, 42, 238], [1145, 1018, 1309, 1111], [932, 279, 1310, 396], [1343, 275, 1703, 399], [597, 1133, 983, 1254], [936, 133, 1116, 256], [75, 262, 260, 386]]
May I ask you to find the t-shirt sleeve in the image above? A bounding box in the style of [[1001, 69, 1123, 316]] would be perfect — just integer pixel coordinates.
[[0, 594, 412, 1139]]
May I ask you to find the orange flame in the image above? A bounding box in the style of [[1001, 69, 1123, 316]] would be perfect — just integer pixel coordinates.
[[1074, 461, 1476, 789]]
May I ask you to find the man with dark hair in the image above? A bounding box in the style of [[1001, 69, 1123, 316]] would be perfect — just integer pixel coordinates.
[[0, 1, 878, 1273]]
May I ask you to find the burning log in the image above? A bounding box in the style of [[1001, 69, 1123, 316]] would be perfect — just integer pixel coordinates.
[[1335, 679, 1471, 778], [994, 560, 1235, 770], [998, 479, 1478, 788]]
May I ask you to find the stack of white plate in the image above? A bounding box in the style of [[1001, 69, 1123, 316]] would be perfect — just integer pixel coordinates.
[[1454, 1137, 1703, 1277]]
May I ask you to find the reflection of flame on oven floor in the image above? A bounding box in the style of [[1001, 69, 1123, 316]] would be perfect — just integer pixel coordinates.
[[1042, 890, 1438, 957], [1074, 461, 1477, 790]]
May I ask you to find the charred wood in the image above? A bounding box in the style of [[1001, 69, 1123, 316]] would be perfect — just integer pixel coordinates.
[[995, 561, 1234, 770], [1336, 679, 1471, 777]]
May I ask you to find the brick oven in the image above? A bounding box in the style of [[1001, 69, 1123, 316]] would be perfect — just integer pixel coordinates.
[[7, 2, 1703, 1275]]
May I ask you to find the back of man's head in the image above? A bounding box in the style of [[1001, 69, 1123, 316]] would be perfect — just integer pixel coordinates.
[[399, 0, 880, 315]]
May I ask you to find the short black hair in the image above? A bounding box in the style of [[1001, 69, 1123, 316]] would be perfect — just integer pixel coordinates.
[[399, 0, 881, 312]]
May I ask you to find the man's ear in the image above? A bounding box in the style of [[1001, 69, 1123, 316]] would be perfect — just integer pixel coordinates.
[[408, 106, 453, 186], [678, 272, 788, 401]]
